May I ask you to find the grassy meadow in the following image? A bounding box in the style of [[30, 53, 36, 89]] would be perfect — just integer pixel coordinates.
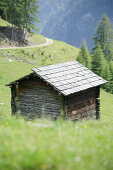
[[0, 17, 12, 26], [26, 33, 46, 45], [0, 36, 113, 169], [2, 40, 79, 66]]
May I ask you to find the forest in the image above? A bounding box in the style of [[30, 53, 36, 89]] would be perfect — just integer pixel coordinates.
[[77, 14, 113, 94], [0, 0, 39, 32]]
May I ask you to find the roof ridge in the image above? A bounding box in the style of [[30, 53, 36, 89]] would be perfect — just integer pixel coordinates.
[[6, 61, 107, 96], [34, 60, 77, 70]]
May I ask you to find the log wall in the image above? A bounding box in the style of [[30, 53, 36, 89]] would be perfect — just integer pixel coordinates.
[[66, 87, 100, 120], [11, 74, 64, 119], [11, 84, 17, 114], [11, 74, 100, 120]]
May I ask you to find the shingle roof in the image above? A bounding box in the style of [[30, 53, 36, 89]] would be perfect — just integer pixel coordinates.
[[32, 61, 107, 96]]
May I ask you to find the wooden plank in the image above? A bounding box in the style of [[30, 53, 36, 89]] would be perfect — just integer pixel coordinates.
[[11, 74, 64, 119], [66, 87, 99, 120]]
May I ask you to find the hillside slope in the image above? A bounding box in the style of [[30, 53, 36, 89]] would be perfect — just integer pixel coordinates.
[[0, 32, 113, 170], [38, 0, 113, 49], [0, 37, 112, 118], [0, 44, 113, 170], [0, 17, 12, 26], [0, 36, 79, 116], [0, 40, 79, 67], [0, 18, 46, 47]]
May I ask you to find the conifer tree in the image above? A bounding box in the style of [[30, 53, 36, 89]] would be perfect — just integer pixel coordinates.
[[109, 61, 113, 77], [93, 14, 113, 61], [102, 62, 111, 81], [109, 61, 113, 93], [91, 43, 105, 76], [0, 0, 39, 32], [102, 63, 112, 92], [77, 40, 91, 69], [21, 0, 39, 32], [0, 0, 9, 21]]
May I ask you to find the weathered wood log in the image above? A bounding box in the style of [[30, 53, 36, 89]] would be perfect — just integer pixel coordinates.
[[10, 73, 101, 120]]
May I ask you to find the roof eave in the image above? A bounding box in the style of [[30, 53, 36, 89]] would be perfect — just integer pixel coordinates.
[[63, 80, 108, 96], [6, 72, 33, 86]]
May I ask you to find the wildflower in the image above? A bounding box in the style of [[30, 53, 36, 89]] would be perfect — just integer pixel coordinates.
[[40, 164, 46, 170], [83, 125, 87, 128], [5, 122, 8, 125]]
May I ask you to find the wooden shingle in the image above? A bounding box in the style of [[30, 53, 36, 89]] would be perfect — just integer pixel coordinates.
[[32, 61, 107, 96]]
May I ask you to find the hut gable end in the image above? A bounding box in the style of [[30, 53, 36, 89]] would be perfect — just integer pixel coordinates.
[[11, 74, 63, 119]]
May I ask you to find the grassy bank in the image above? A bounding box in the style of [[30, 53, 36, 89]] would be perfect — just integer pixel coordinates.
[[0, 17, 12, 26], [0, 40, 79, 66], [0, 114, 113, 170], [27, 33, 46, 45], [0, 31, 113, 169], [0, 41, 79, 117], [0, 18, 46, 47], [0, 49, 113, 170]]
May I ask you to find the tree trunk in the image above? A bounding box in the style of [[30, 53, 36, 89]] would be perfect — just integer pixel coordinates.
[[11, 20, 14, 41], [5, 12, 7, 21]]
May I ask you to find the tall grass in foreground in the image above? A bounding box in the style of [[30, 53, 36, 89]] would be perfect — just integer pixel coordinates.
[[0, 68, 113, 169], [0, 37, 113, 170], [0, 89, 113, 170], [0, 117, 113, 170]]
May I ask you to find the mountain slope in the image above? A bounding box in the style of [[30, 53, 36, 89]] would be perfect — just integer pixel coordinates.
[[38, 0, 71, 32], [0, 36, 113, 118], [0, 46, 113, 170], [0, 31, 113, 170], [38, 0, 113, 49], [0, 18, 46, 47]]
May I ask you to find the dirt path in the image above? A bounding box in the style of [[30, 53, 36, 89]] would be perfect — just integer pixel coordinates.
[[0, 37, 53, 50]]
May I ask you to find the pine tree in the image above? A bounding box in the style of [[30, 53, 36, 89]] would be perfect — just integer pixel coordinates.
[[92, 45, 111, 92], [102, 62, 111, 80], [91, 43, 105, 76], [0, 0, 39, 32], [92, 14, 113, 94], [102, 63, 112, 92], [93, 14, 113, 61], [109, 61, 113, 75], [0, 0, 8, 21], [20, 0, 39, 32], [109, 61, 113, 93], [77, 40, 91, 69], [0, 0, 13, 22]]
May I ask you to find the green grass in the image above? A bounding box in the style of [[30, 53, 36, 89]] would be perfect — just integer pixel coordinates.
[[0, 40, 79, 117], [0, 17, 12, 27], [1, 40, 79, 66], [0, 36, 113, 170], [0, 54, 33, 117], [100, 90, 113, 121], [27, 33, 46, 45], [0, 116, 113, 170], [0, 18, 79, 57]]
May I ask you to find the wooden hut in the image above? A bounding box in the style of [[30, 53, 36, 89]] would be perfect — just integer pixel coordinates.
[[6, 61, 107, 120]]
